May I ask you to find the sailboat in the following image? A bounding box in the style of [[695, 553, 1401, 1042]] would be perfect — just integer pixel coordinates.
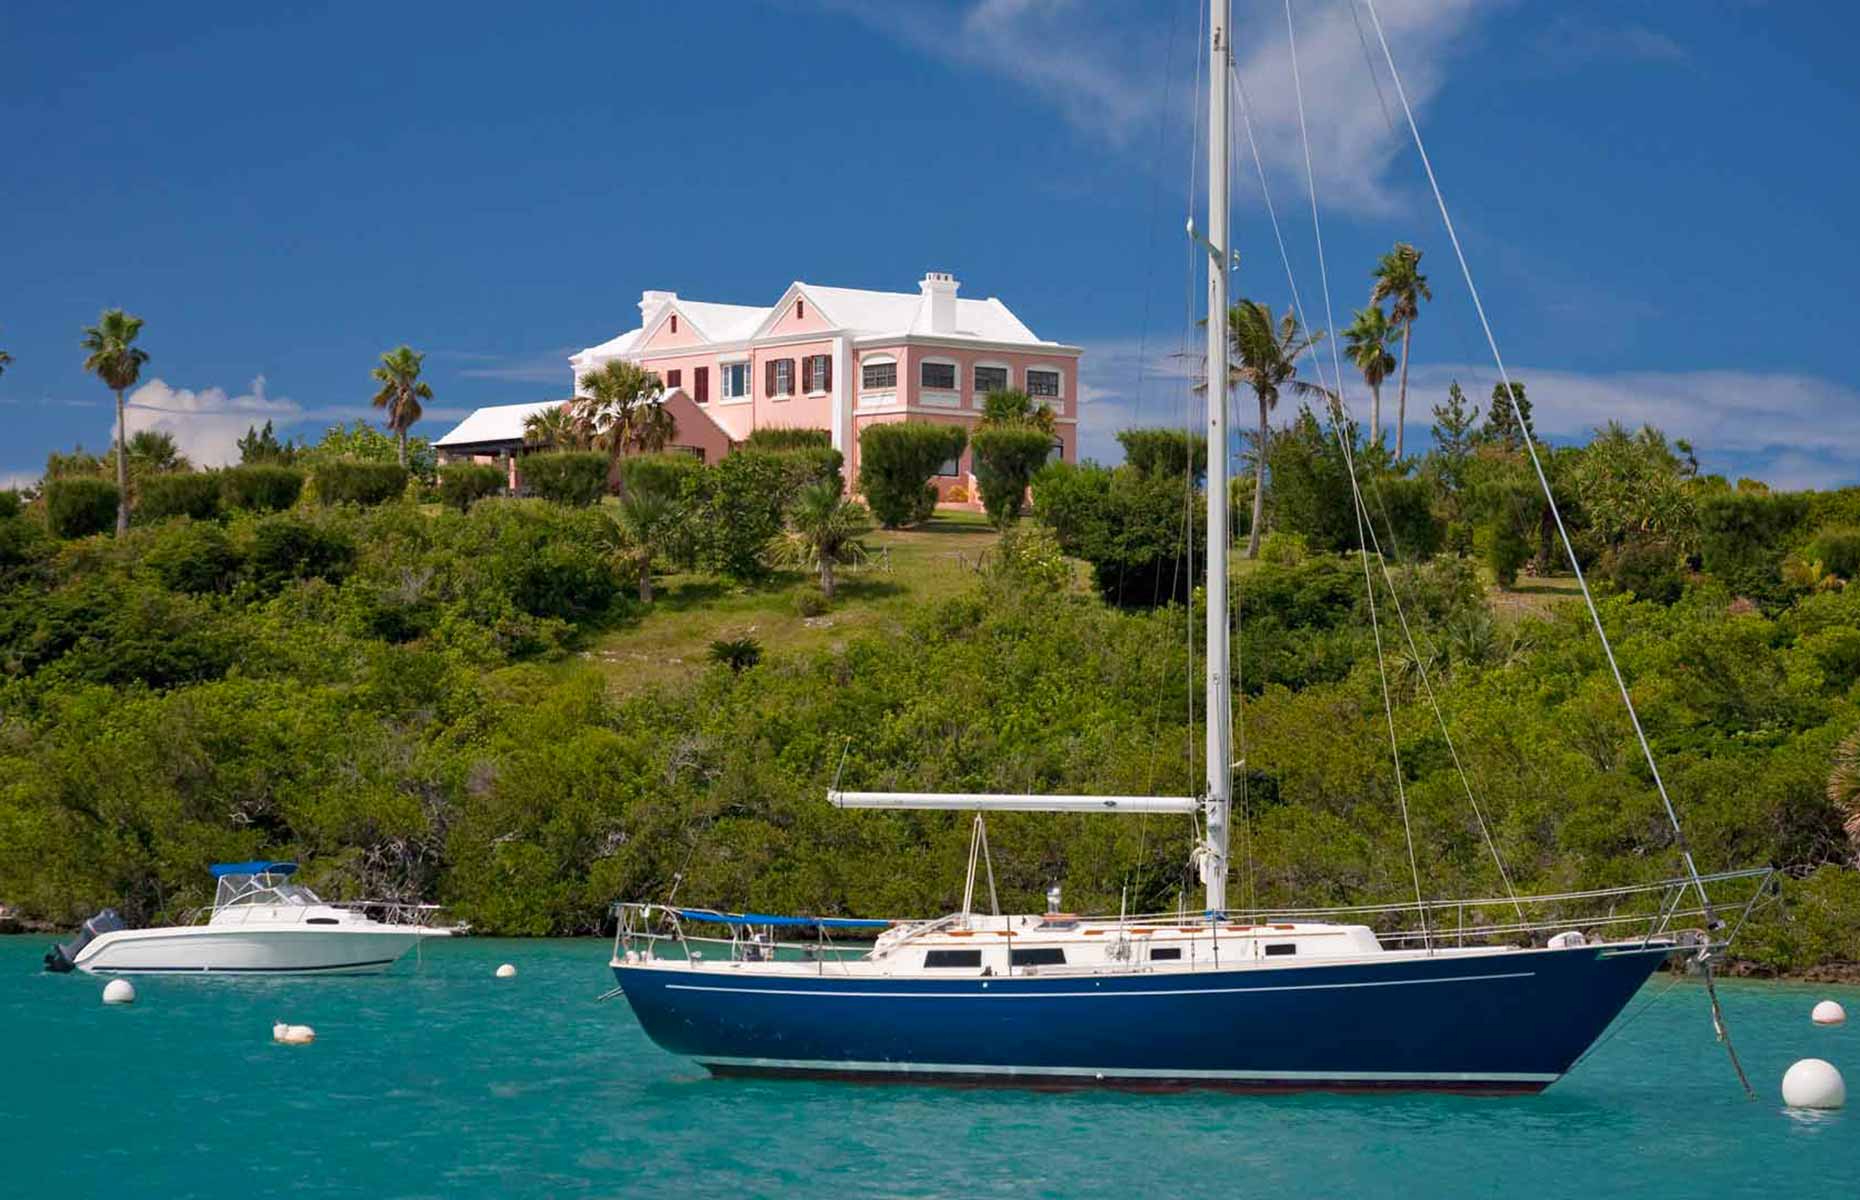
[[607, 1, 1770, 1092]]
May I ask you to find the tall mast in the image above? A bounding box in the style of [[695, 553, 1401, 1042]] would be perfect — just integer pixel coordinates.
[[1202, 0, 1233, 915]]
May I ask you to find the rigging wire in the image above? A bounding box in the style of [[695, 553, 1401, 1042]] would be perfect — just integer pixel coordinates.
[[1280, 0, 1520, 919], [1356, 0, 1715, 923]]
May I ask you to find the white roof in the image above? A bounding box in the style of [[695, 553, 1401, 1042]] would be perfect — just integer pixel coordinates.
[[433, 399, 564, 447], [571, 278, 1065, 369]]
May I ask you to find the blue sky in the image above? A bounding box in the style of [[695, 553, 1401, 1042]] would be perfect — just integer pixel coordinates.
[[4, 1, 1857, 489]]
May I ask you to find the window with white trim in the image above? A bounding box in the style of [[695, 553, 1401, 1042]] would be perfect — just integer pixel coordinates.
[[862, 358, 897, 390], [973, 365, 1009, 396], [1027, 369, 1061, 398], [720, 361, 751, 400], [921, 361, 957, 391], [803, 354, 832, 393], [937, 454, 960, 477], [768, 358, 794, 397]]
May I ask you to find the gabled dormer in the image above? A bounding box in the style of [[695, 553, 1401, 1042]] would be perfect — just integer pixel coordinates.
[[751, 282, 839, 340]]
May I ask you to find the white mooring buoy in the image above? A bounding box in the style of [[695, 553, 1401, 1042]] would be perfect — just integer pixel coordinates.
[[1811, 1000, 1847, 1027], [495, 963, 517, 979], [101, 979, 136, 1005], [1781, 1058, 1845, 1110], [273, 1023, 316, 1045]]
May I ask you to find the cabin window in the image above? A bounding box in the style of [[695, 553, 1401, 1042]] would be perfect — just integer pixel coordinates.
[[1010, 947, 1066, 967], [974, 365, 1008, 396], [924, 949, 982, 969], [862, 359, 897, 390], [1150, 947, 1182, 961], [665, 369, 681, 389], [921, 361, 957, 391], [1027, 369, 1061, 398], [1265, 943, 1297, 957]]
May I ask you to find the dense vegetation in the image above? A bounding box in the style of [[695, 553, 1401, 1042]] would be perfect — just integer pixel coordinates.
[[2, 373, 1858, 971]]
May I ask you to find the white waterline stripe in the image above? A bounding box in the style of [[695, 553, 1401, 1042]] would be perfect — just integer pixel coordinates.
[[699, 1056, 1557, 1083], [663, 970, 1534, 1000]]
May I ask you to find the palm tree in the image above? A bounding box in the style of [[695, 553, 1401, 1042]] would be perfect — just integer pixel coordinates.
[[1369, 243, 1431, 458], [614, 488, 681, 602], [81, 308, 151, 536], [1343, 305, 1397, 446], [1227, 300, 1328, 558], [370, 345, 432, 467], [978, 387, 1057, 434], [572, 360, 674, 495], [1831, 725, 1860, 864], [122, 429, 191, 474], [0, 341, 12, 379], [523, 403, 588, 451], [776, 480, 873, 599]]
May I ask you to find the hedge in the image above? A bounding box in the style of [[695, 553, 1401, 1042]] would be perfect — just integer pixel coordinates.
[[857, 423, 967, 528], [45, 477, 120, 538], [137, 472, 222, 523], [221, 465, 305, 512], [312, 461, 410, 507], [438, 463, 506, 512], [743, 427, 830, 451], [1116, 428, 1207, 477], [522, 451, 608, 507], [620, 452, 705, 504], [971, 427, 1053, 527]]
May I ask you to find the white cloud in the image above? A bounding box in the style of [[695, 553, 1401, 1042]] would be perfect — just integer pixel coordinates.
[[1076, 334, 1203, 462], [821, 0, 1491, 215], [119, 376, 300, 467]]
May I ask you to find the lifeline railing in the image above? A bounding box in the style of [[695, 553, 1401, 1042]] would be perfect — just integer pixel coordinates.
[[180, 899, 457, 929], [609, 867, 1776, 970]]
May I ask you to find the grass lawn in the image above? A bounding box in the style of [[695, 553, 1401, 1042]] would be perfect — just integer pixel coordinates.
[[583, 510, 1000, 694]]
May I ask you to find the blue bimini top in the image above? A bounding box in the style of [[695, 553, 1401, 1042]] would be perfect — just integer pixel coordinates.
[[209, 860, 299, 878]]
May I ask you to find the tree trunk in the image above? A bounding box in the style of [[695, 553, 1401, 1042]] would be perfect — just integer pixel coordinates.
[[114, 387, 128, 536], [1395, 324, 1412, 459], [638, 562, 653, 604], [397, 428, 407, 467], [1370, 381, 1382, 446], [1247, 397, 1268, 559], [608, 440, 628, 502], [820, 557, 836, 600]]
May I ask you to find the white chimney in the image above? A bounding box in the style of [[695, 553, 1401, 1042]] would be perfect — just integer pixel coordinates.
[[920, 272, 959, 334], [639, 290, 677, 321]]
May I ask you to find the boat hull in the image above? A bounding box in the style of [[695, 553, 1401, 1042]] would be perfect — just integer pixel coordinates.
[[612, 943, 1672, 1093], [74, 926, 444, 975]]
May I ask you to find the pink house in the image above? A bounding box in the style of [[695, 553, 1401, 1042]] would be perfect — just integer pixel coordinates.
[[568, 273, 1082, 498]]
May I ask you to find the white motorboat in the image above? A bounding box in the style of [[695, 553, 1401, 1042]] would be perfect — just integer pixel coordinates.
[[45, 861, 456, 976]]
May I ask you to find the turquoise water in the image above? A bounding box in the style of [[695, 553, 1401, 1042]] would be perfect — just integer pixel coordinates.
[[5, 935, 1852, 1198]]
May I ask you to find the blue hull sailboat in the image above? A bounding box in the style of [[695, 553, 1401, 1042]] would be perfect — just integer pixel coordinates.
[[609, 0, 1768, 1093]]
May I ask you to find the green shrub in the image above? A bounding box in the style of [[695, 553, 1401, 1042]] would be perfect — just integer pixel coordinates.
[[0, 490, 22, 520], [992, 524, 1072, 592], [459, 502, 624, 622], [1477, 519, 1530, 589], [0, 506, 50, 571], [1603, 538, 1684, 604], [45, 477, 120, 538], [145, 520, 242, 594], [858, 422, 967, 528], [683, 452, 790, 582], [707, 636, 762, 673], [522, 451, 608, 507], [250, 514, 356, 591], [1258, 531, 1308, 565], [1368, 476, 1443, 559], [1116, 428, 1207, 477], [312, 461, 410, 507], [220, 465, 305, 512], [743, 427, 830, 451], [1806, 526, 1860, 580], [620, 452, 705, 504], [438, 463, 506, 512], [137, 472, 222, 523], [1698, 490, 1810, 598], [793, 589, 829, 618], [972, 427, 1053, 527], [772, 445, 844, 499], [1032, 460, 1203, 607]]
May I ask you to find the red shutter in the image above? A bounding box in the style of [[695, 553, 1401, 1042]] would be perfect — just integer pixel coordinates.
[[822, 355, 833, 392], [765, 359, 775, 396], [695, 366, 709, 403]]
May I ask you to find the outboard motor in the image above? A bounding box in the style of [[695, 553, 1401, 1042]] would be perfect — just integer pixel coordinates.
[[44, 908, 125, 973]]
